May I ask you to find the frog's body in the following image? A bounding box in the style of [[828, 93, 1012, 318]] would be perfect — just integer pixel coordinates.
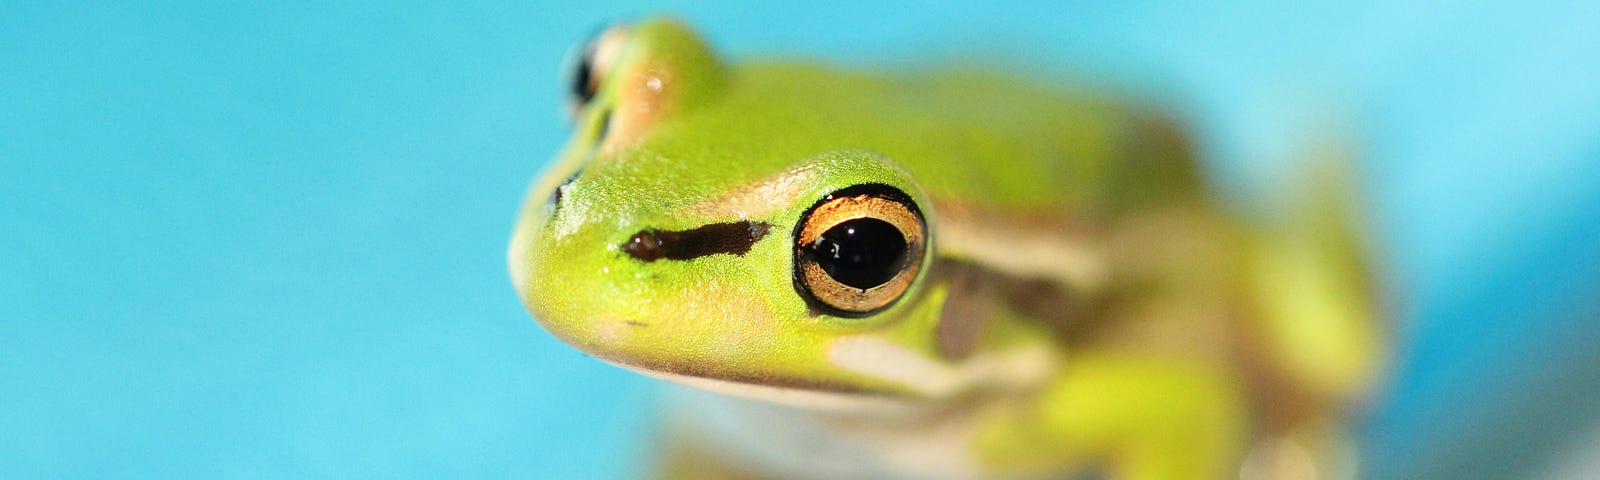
[[510, 19, 1383, 480]]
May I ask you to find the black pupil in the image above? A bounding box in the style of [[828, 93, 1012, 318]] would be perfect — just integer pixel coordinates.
[[807, 218, 908, 290]]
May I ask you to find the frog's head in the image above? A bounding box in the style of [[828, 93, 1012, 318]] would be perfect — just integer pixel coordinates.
[[510, 19, 997, 410]]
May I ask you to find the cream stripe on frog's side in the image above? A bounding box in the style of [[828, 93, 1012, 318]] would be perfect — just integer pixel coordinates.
[[825, 335, 1058, 399]]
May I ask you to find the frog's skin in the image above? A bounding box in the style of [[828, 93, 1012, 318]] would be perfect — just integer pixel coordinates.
[[510, 18, 1384, 480]]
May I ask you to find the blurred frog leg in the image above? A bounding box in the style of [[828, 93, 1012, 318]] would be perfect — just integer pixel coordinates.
[[1250, 153, 1385, 403], [1241, 159, 1384, 480], [978, 352, 1247, 480]]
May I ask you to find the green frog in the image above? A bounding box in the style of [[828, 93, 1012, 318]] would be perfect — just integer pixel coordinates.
[[509, 17, 1384, 480]]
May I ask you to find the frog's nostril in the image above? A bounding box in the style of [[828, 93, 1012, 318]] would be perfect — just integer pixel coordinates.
[[549, 172, 580, 207], [623, 230, 666, 261]]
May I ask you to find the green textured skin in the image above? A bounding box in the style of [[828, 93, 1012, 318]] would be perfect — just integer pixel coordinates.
[[511, 17, 1174, 388], [509, 18, 1382, 479]]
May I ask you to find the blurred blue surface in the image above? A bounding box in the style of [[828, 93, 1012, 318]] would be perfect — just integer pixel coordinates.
[[4, 2, 1598, 478]]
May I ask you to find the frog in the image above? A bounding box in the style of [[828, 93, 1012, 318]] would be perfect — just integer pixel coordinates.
[[508, 17, 1385, 480]]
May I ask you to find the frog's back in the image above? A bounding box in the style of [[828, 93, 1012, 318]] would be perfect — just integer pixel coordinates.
[[649, 62, 1206, 221]]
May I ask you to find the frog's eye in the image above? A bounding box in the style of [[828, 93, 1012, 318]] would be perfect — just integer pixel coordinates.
[[794, 184, 926, 317], [567, 25, 628, 116]]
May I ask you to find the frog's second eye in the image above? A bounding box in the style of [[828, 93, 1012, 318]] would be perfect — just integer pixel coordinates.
[[794, 185, 926, 317], [567, 25, 628, 115]]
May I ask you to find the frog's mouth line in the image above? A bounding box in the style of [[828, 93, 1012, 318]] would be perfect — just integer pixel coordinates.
[[603, 359, 923, 415], [561, 336, 925, 414], [585, 347, 886, 394]]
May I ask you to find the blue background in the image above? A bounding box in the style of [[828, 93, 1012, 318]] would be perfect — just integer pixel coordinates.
[[4, 2, 1599, 478]]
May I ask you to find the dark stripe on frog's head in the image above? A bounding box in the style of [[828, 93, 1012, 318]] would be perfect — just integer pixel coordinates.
[[622, 221, 773, 261]]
